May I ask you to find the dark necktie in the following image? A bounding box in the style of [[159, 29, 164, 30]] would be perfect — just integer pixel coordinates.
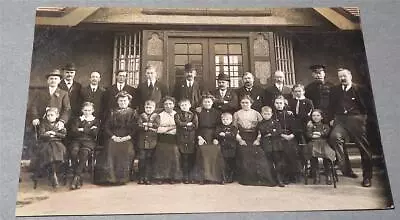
[[295, 99, 300, 115]]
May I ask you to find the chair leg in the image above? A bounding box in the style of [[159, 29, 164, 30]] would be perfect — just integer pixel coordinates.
[[304, 160, 309, 185], [331, 161, 337, 188], [91, 150, 95, 184]]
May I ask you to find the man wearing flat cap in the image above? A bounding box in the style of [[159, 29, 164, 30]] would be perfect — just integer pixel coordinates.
[[59, 63, 82, 117], [305, 64, 334, 122], [31, 69, 71, 129], [211, 73, 238, 113], [173, 63, 204, 109]]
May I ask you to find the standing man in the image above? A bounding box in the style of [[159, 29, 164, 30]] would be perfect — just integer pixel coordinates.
[[80, 71, 106, 120], [59, 63, 82, 117], [211, 73, 238, 114], [235, 72, 265, 112], [103, 70, 137, 117], [136, 64, 167, 113], [305, 64, 334, 122], [173, 63, 204, 109], [264, 70, 292, 107], [328, 68, 373, 187]]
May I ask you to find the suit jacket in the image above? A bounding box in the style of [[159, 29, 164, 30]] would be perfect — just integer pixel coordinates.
[[31, 87, 71, 123], [80, 85, 106, 120], [211, 88, 238, 113], [287, 97, 314, 132], [59, 80, 82, 117], [305, 81, 334, 112], [103, 83, 137, 117], [264, 84, 292, 107], [174, 110, 199, 154], [173, 79, 204, 108], [215, 124, 238, 157], [136, 80, 167, 112], [235, 85, 265, 112], [137, 112, 160, 149]]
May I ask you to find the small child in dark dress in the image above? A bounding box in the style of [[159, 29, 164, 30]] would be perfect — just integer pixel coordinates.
[[256, 106, 285, 187], [137, 100, 160, 185], [174, 99, 199, 184], [69, 102, 100, 190], [305, 109, 336, 185], [215, 112, 238, 183], [32, 107, 67, 189]]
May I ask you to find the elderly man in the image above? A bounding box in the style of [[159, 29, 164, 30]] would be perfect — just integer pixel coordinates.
[[103, 70, 137, 117], [211, 73, 238, 113], [264, 70, 292, 107], [305, 64, 334, 122], [136, 64, 167, 112], [31, 69, 71, 129], [59, 63, 82, 117], [173, 63, 204, 108], [80, 71, 106, 120], [328, 68, 373, 187], [235, 72, 265, 112]]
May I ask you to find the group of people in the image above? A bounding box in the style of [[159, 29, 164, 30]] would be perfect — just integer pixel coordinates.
[[29, 62, 374, 190]]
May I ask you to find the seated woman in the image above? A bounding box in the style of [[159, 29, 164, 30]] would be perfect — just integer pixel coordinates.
[[152, 96, 183, 184], [233, 95, 277, 186], [94, 91, 137, 185]]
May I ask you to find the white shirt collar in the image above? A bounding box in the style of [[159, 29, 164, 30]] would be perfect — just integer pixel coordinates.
[[275, 83, 283, 90], [80, 115, 95, 122], [117, 82, 125, 90], [342, 83, 352, 91], [186, 80, 193, 87], [90, 84, 98, 90], [49, 87, 57, 95], [295, 95, 306, 100], [148, 79, 156, 87], [64, 79, 73, 88]]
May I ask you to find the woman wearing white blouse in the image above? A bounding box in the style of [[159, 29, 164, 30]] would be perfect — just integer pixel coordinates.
[[152, 96, 183, 183]]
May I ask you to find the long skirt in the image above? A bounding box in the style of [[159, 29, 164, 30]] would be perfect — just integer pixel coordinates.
[[192, 144, 225, 183], [38, 141, 66, 169], [236, 132, 277, 186], [152, 134, 183, 181], [303, 139, 336, 162], [94, 139, 135, 184]]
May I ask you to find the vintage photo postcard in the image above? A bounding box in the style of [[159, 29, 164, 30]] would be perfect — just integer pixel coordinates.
[[16, 6, 394, 216]]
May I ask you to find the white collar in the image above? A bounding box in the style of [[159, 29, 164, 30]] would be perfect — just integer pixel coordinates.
[[186, 80, 194, 86], [64, 79, 73, 85], [117, 82, 125, 88], [342, 83, 352, 91], [148, 79, 156, 86], [90, 84, 98, 90], [295, 96, 306, 100], [80, 115, 95, 122], [275, 83, 283, 89], [49, 87, 57, 94]]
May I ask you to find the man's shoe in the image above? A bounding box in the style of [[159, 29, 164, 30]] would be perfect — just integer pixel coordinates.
[[326, 175, 333, 185], [344, 172, 358, 178], [362, 178, 372, 187]]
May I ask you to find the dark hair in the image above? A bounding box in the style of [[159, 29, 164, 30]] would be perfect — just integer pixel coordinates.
[[311, 109, 324, 117], [162, 96, 176, 105], [240, 94, 254, 104], [274, 95, 288, 106], [201, 93, 215, 102], [144, 100, 156, 106], [178, 98, 191, 105], [115, 70, 127, 76], [292, 83, 305, 91], [115, 91, 132, 101]]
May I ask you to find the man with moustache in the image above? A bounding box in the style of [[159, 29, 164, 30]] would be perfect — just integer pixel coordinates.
[[59, 63, 83, 117], [173, 63, 204, 109], [136, 64, 167, 113], [264, 70, 292, 107], [328, 68, 373, 187], [211, 73, 238, 113], [235, 72, 265, 112], [305, 64, 334, 122], [80, 71, 106, 120]]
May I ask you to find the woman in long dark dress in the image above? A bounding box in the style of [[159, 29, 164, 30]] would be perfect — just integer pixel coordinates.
[[233, 95, 277, 186], [152, 96, 183, 183], [94, 91, 136, 185], [192, 94, 225, 184]]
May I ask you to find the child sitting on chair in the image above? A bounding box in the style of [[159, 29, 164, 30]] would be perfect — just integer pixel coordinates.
[[305, 109, 336, 185], [69, 102, 100, 190]]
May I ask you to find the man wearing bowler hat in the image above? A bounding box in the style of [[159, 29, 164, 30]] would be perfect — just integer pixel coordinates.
[[211, 73, 238, 113], [173, 63, 204, 109], [59, 63, 82, 117]]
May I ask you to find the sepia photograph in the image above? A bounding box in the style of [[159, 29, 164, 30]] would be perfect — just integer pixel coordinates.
[[16, 6, 394, 216]]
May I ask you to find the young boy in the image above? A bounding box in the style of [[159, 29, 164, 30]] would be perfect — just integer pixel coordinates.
[[214, 112, 238, 183], [174, 99, 198, 184], [137, 100, 160, 184], [255, 106, 284, 187], [287, 84, 314, 144], [274, 96, 302, 184], [68, 102, 100, 190]]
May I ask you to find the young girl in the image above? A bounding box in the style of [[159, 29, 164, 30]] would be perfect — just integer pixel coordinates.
[[233, 95, 276, 186], [305, 109, 336, 185], [32, 107, 67, 189], [137, 100, 160, 185], [69, 102, 100, 190], [273, 95, 302, 184], [174, 99, 198, 184], [193, 94, 225, 184], [94, 91, 137, 185]]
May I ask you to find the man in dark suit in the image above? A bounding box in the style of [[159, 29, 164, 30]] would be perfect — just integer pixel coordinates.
[[58, 63, 82, 117], [264, 70, 292, 107], [173, 63, 204, 109], [328, 68, 373, 187], [236, 72, 265, 112], [305, 64, 334, 122], [211, 73, 238, 114], [103, 70, 137, 117], [80, 71, 106, 120], [136, 64, 167, 113], [31, 69, 71, 129]]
